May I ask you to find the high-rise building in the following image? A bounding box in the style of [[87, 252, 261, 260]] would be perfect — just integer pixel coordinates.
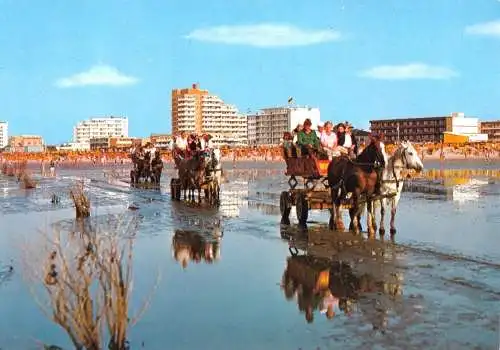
[[73, 116, 128, 144], [0, 121, 8, 149], [171, 84, 247, 145], [247, 107, 321, 146]]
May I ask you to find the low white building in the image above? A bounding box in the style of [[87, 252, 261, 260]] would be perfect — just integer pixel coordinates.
[[0, 121, 8, 149], [247, 106, 321, 146], [73, 116, 128, 144], [57, 142, 91, 151], [450, 112, 488, 142]]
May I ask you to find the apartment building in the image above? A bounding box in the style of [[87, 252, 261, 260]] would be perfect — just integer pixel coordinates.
[[0, 121, 8, 149], [7, 135, 44, 152], [73, 116, 128, 144], [480, 120, 500, 142], [247, 107, 321, 146], [370, 112, 487, 143], [171, 84, 247, 146]]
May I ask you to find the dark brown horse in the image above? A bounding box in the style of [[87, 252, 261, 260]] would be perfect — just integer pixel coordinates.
[[150, 151, 163, 185], [327, 141, 386, 237], [177, 153, 207, 202]]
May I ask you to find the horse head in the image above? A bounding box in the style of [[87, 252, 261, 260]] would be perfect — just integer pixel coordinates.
[[359, 141, 386, 169], [397, 140, 424, 172]]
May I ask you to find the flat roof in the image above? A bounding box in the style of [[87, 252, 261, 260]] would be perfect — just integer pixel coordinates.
[[370, 116, 450, 123]]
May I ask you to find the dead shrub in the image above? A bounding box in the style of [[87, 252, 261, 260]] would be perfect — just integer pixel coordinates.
[[21, 214, 157, 350], [70, 182, 91, 219]]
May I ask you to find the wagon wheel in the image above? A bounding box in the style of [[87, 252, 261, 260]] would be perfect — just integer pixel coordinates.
[[295, 192, 309, 226], [170, 178, 177, 201], [280, 191, 292, 225]]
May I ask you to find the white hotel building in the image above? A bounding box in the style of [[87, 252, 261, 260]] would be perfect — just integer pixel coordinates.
[[247, 107, 321, 146], [73, 116, 128, 144], [0, 121, 8, 149], [172, 84, 247, 147]]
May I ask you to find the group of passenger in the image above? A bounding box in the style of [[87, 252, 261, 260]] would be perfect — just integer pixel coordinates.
[[284, 119, 358, 160], [172, 132, 215, 160], [129, 142, 159, 171]]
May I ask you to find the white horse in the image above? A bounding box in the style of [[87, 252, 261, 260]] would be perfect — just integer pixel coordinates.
[[211, 148, 223, 187], [371, 140, 424, 237]]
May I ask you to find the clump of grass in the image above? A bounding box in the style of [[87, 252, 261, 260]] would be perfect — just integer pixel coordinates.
[[70, 182, 91, 219], [19, 170, 37, 189], [22, 213, 156, 350]]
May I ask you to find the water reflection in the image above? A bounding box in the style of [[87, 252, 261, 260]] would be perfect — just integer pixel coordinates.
[[404, 170, 498, 203], [21, 213, 152, 349], [0, 261, 13, 287], [171, 230, 222, 268], [279, 225, 404, 332]]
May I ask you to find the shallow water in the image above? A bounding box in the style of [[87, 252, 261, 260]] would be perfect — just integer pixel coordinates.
[[1, 161, 500, 349]]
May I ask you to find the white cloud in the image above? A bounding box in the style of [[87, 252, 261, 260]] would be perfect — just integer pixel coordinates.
[[185, 23, 341, 48], [55, 64, 138, 88], [359, 63, 458, 80], [465, 19, 500, 37]]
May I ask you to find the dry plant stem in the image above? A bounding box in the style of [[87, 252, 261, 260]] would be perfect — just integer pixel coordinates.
[[20, 211, 159, 350]]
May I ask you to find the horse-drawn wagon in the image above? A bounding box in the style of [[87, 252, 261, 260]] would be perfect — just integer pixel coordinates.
[[129, 150, 163, 188], [279, 147, 351, 227], [170, 149, 221, 205]]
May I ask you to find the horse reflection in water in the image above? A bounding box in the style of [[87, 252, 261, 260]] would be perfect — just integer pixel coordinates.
[[172, 230, 222, 268], [280, 224, 403, 331], [171, 213, 223, 269]]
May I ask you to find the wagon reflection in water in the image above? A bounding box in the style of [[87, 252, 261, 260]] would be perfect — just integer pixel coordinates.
[[280, 225, 404, 330]]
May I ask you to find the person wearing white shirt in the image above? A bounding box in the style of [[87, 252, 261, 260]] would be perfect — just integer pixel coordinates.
[[320, 121, 338, 160]]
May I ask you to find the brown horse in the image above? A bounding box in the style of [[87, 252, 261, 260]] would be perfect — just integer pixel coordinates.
[[327, 141, 386, 237], [177, 153, 207, 202]]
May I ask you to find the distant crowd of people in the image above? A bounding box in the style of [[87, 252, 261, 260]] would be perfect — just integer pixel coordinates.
[[283, 119, 359, 160]]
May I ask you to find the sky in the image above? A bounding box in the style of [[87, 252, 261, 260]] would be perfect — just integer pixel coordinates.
[[0, 0, 499, 144]]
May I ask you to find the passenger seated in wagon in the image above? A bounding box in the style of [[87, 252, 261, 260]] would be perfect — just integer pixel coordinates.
[[297, 118, 320, 157], [319, 121, 339, 161]]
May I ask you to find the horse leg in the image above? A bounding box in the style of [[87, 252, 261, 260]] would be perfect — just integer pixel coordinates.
[[366, 200, 375, 239], [348, 207, 356, 232], [370, 200, 377, 233], [351, 193, 360, 235], [335, 200, 344, 231], [379, 199, 386, 236], [389, 199, 397, 236]]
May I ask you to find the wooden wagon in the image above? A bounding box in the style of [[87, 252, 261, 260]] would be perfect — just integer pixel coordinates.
[[280, 146, 351, 227]]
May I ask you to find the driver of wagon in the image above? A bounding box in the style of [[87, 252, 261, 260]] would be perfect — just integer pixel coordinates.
[[297, 118, 319, 155], [200, 134, 214, 151]]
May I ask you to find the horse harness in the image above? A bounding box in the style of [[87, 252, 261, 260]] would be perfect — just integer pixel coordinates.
[[383, 147, 412, 189], [331, 156, 385, 196]]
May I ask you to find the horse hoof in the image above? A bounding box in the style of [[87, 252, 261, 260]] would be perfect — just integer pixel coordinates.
[[379, 228, 386, 236], [390, 228, 397, 235], [281, 217, 291, 226]]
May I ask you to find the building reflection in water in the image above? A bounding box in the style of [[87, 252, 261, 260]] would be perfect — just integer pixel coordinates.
[[404, 169, 496, 203], [218, 179, 249, 218], [279, 225, 403, 331]]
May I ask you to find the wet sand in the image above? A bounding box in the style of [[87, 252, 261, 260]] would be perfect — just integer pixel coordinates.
[[0, 162, 500, 349]]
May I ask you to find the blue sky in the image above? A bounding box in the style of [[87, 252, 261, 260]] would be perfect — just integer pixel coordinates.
[[0, 0, 499, 144]]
